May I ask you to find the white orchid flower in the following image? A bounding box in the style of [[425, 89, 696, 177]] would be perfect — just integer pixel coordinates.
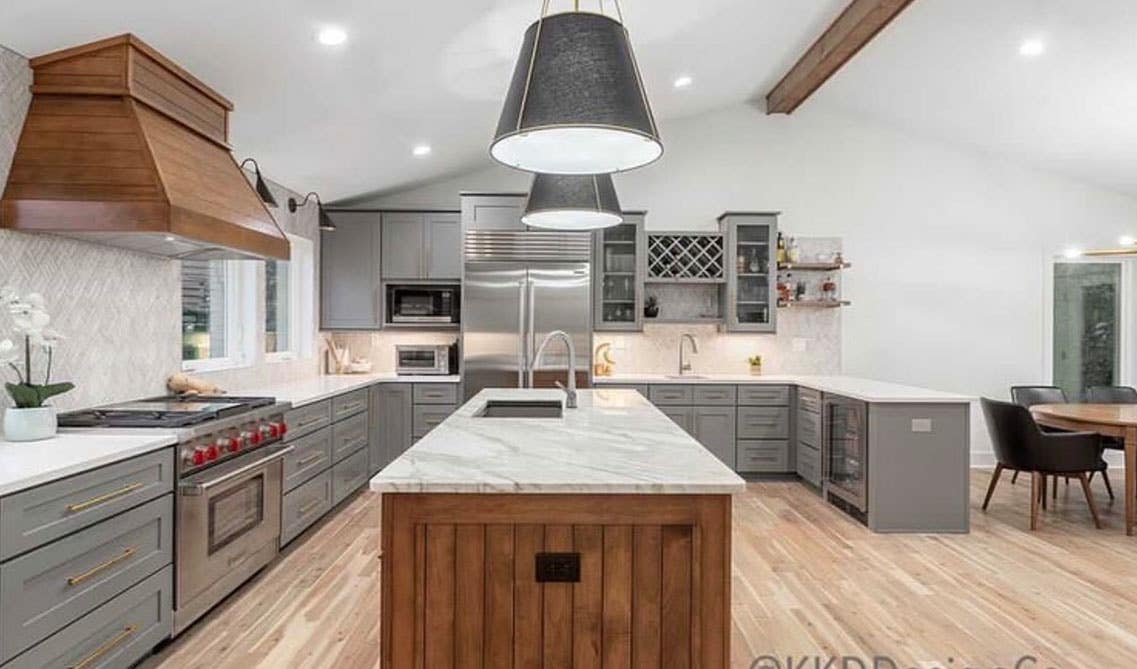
[[0, 287, 17, 306], [12, 309, 49, 335], [0, 339, 16, 365], [39, 329, 64, 350], [23, 293, 45, 310]]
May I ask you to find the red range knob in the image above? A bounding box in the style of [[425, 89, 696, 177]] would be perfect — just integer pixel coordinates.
[[249, 431, 263, 446], [205, 445, 220, 461], [191, 449, 207, 466], [228, 437, 242, 452], [268, 423, 281, 439], [279, 422, 288, 437]]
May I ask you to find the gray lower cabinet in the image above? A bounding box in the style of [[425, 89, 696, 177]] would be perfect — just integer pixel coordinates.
[[797, 443, 822, 487], [331, 389, 369, 422], [4, 565, 172, 669], [796, 387, 822, 486], [373, 384, 413, 473], [692, 407, 737, 469], [737, 440, 790, 473], [331, 412, 369, 462], [281, 471, 332, 547], [282, 427, 332, 492], [659, 406, 695, 435], [0, 495, 172, 662], [332, 449, 370, 507], [412, 383, 459, 405], [284, 400, 332, 441], [321, 211, 382, 330], [737, 406, 790, 440], [412, 405, 453, 439]]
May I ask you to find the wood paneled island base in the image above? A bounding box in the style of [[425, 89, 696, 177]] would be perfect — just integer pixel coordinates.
[[380, 492, 732, 668]]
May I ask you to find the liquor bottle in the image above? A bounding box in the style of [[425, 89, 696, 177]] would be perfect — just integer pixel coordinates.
[[776, 232, 786, 264]]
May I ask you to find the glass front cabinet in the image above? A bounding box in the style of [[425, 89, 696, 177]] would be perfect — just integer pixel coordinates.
[[721, 212, 778, 332], [593, 212, 646, 331]]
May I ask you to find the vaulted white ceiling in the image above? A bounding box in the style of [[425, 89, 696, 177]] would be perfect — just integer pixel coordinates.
[[1, 0, 1134, 200]]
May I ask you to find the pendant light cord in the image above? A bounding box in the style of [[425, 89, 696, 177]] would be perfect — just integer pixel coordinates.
[[540, 0, 622, 22]]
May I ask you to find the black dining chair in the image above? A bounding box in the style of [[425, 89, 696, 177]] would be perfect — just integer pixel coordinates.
[[1086, 385, 1137, 404], [1009, 385, 1069, 487], [981, 398, 1106, 530]]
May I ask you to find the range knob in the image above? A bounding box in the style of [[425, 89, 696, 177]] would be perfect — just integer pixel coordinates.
[[243, 430, 260, 446], [185, 447, 207, 467], [227, 436, 242, 453], [205, 444, 220, 461], [278, 422, 288, 437], [260, 423, 276, 439]]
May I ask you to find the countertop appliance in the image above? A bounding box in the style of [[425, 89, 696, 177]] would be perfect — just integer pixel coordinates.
[[823, 394, 868, 519], [385, 283, 460, 326], [59, 395, 292, 635], [463, 225, 592, 401], [396, 343, 458, 376]]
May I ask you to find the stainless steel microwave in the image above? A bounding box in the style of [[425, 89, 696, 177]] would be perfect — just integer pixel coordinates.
[[396, 344, 455, 375], [385, 284, 460, 326]]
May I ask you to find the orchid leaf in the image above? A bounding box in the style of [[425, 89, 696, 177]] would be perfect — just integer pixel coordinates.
[[5, 382, 74, 408]]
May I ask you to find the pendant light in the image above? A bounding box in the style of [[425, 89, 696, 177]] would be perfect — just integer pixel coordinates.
[[288, 192, 336, 232], [239, 158, 278, 208], [491, 0, 662, 175], [522, 173, 623, 230]]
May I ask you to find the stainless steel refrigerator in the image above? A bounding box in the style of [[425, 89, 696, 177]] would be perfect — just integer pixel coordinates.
[[462, 229, 592, 401]]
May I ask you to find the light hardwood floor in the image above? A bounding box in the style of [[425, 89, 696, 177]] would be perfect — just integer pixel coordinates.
[[147, 471, 1137, 668]]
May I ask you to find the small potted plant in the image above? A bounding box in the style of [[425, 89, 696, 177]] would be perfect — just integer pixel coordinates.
[[748, 355, 763, 376], [1, 287, 73, 441], [644, 295, 660, 319]]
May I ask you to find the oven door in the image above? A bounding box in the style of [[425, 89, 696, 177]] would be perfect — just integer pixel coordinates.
[[397, 347, 448, 374], [176, 445, 290, 629]]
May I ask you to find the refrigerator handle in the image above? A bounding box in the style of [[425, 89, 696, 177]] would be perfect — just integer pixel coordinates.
[[517, 279, 527, 388], [527, 278, 536, 387]]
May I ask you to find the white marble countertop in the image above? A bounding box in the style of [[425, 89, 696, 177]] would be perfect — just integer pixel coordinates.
[[0, 432, 178, 496], [594, 374, 972, 404], [231, 373, 461, 408], [370, 388, 746, 495]]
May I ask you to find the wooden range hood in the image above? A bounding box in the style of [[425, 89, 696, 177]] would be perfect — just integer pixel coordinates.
[[0, 34, 289, 260]]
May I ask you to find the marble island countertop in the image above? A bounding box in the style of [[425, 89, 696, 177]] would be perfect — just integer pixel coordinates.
[[0, 432, 178, 496], [594, 373, 972, 404], [370, 388, 746, 495], [230, 373, 460, 408]]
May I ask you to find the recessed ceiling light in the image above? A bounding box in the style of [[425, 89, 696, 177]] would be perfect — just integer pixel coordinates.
[[1019, 38, 1045, 57], [316, 26, 348, 46], [412, 145, 432, 157], [1120, 235, 1137, 246], [1063, 247, 1083, 259], [673, 75, 694, 89]]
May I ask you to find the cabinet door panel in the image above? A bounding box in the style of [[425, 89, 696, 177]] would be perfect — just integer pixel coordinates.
[[659, 406, 695, 436], [381, 213, 425, 279], [375, 384, 414, 469], [425, 213, 461, 279], [693, 407, 737, 469], [321, 211, 381, 329]]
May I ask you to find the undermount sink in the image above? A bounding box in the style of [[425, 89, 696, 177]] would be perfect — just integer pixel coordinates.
[[665, 374, 708, 380], [476, 400, 564, 418]]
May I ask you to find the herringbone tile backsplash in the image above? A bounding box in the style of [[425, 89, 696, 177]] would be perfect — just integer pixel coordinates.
[[0, 45, 321, 410]]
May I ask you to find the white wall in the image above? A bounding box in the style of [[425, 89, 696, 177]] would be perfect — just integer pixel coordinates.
[[348, 101, 1137, 463]]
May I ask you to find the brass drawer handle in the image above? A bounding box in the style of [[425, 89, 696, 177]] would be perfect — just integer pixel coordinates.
[[66, 483, 144, 513], [338, 402, 365, 414], [297, 453, 324, 467], [67, 547, 138, 586], [299, 499, 324, 516], [71, 625, 137, 669], [295, 415, 327, 430]]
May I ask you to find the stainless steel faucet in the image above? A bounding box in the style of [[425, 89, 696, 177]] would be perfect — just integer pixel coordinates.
[[529, 330, 578, 408], [679, 333, 699, 376]]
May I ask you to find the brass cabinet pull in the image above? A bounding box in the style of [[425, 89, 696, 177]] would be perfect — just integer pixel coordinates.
[[297, 453, 324, 467], [67, 547, 138, 586], [295, 416, 325, 429], [71, 625, 137, 669], [299, 499, 324, 515], [66, 483, 144, 513]]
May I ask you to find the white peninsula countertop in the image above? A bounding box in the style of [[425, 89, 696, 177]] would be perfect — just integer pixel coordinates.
[[0, 432, 177, 496], [594, 374, 972, 404], [370, 388, 746, 495]]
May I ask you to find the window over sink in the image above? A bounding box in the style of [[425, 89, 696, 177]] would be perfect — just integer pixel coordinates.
[[265, 234, 314, 361], [181, 260, 255, 372]]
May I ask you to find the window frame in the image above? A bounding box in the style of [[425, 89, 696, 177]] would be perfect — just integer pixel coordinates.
[[181, 260, 257, 373], [265, 234, 315, 363]]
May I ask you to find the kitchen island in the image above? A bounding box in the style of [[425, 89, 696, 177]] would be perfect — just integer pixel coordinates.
[[370, 388, 745, 668]]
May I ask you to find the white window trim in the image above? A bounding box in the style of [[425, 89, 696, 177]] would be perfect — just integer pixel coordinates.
[[266, 234, 315, 363], [182, 260, 257, 373]]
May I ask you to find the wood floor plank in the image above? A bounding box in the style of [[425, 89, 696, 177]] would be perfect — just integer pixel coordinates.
[[147, 472, 1137, 669]]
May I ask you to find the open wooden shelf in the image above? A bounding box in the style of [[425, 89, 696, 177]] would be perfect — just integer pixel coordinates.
[[777, 299, 850, 309], [777, 261, 851, 271]]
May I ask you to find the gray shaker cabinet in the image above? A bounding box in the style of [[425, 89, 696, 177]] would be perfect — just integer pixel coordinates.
[[721, 212, 778, 333], [693, 406, 737, 469], [426, 214, 462, 279], [659, 406, 695, 436], [593, 213, 646, 332], [321, 211, 382, 330], [381, 212, 462, 280], [373, 383, 413, 472]]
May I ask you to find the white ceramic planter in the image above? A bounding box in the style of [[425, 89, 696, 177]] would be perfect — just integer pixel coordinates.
[[3, 406, 57, 442]]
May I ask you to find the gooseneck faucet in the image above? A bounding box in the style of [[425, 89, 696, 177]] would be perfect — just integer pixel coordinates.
[[679, 333, 699, 376], [529, 330, 578, 409]]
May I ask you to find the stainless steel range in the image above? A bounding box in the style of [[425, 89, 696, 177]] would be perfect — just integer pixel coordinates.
[[59, 395, 293, 635]]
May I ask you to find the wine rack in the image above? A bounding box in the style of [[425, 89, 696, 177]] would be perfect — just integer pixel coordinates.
[[646, 233, 724, 282]]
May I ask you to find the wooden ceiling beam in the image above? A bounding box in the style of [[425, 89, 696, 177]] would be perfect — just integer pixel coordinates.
[[765, 0, 916, 115]]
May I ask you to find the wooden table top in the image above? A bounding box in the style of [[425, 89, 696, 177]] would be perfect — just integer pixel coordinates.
[[1031, 403, 1137, 427]]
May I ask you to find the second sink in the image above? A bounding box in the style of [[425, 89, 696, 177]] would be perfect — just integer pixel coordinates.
[[477, 400, 564, 418]]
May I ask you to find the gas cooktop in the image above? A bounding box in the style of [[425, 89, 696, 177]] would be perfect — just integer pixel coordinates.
[[58, 395, 277, 428]]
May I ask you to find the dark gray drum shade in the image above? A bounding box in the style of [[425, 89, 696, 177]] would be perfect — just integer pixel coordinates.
[[522, 173, 623, 230], [491, 11, 663, 175]]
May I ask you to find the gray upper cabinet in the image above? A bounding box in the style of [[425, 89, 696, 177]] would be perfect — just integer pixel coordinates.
[[721, 212, 778, 333], [593, 213, 645, 332], [321, 211, 382, 330], [460, 193, 526, 231], [380, 212, 461, 281]]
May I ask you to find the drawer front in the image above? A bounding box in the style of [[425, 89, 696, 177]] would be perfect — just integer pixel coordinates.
[[283, 427, 332, 492], [597, 384, 649, 398], [692, 385, 737, 406], [331, 412, 370, 462], [737, 385, 791, 406], [737, 407, 790, 440], [332, 449, 370, 507], [282, 471, 332, 547], [285, 401, 332, 440], [331, 389, 370, 422], [736, 440, 790, 473], [0, 495, 172, 663], [412, 404, 455, 438], [413, 383, 459, 405], [5, 565, 172, 669], [797, 442, 821, 486], [797, 407, 821, 447], [797, 386, 822, 414], [648, 385, 694, 405], [0, 448, 174, 561]]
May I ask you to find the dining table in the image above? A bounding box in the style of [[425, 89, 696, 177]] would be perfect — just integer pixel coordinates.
[[1031, 403, 1137, 535]]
